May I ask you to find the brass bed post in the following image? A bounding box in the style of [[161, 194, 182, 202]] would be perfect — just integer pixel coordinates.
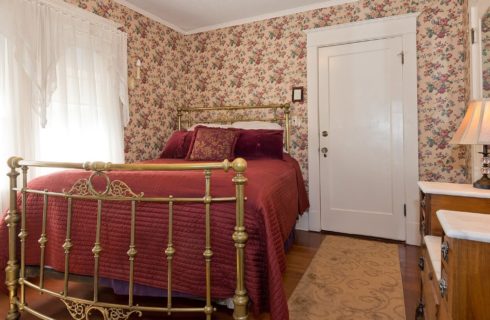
[[5, 157, 21, 319], [92, 199, 103, 302], [19, 166, 28, 308], [177, 108, 183, 130], [38, 191, 49, 290], [127, 200, 137, 307], [284, 104, 291, 154], [203, 169, 214, 320], [165, 197, 175, 314], [231, 158, 248, 320], [62, 197, 73, 297]]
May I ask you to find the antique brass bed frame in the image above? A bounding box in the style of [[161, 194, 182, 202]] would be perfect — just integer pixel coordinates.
[[177, 103, 291, 153], [5, 103, 291, 320], [5, 158, 248, 320]]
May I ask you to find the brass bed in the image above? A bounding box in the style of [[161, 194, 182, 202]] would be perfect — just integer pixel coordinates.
[[5, 158, 250, 320], [3, 104, 297, 320]]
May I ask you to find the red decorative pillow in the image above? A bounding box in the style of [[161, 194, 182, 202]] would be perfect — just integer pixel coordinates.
[[160, 130, 193, 158], [235, 129, 284, 159], [186, 127, 239, 161]]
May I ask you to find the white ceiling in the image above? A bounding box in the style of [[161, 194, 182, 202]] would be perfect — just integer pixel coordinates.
[[115, 0, 357, 34]]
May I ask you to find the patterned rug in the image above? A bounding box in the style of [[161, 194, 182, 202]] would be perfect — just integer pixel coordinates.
[[288, 235, 406, 320]]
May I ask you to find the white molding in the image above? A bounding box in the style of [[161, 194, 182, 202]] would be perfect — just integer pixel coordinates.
[[469, 1, 490, 183], [306, 13, 420, 245], [295, 211, 310, 231], [187, 0, 358, 35], [406, 220, 421, 245], [113, 0, 186, 34], [305, 13, 419, 47], [114, 0, 358, 35], [304, 12, 419, 35]]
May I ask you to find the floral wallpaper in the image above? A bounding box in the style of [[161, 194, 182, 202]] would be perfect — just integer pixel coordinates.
[[180, 0, 471, 183], [482, 9, 490, 98], [65, 0, 185, 163], [71, 0, 471, 184]]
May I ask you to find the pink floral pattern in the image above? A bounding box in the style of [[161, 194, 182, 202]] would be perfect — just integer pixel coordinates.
[[180, 0, 471, 183], [72, 0, 471, 184]]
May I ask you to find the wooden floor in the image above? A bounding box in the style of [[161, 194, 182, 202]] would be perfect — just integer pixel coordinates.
[[0, 231, 419, 319]]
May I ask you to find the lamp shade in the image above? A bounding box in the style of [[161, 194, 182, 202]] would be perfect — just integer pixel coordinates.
[[451, 100, 490, 145]]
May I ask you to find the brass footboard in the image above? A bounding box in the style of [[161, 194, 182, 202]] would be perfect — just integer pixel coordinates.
[[5, 157, 248, 320]]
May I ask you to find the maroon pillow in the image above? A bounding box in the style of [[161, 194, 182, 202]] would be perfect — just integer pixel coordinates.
[[186, 127, 239, 161], [160, 130, 193, 158], [235, 129, 284, 159]]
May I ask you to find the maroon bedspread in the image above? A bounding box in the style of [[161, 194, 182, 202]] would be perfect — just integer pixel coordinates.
[[0, 155, 308, 319]]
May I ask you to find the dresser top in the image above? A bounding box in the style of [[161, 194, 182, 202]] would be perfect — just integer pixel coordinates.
[[424, 235, 442, 281], [418, 181, 490, 199], [437, 210, 490, 243]]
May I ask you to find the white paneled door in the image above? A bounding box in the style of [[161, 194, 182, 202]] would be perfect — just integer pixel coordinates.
[[319, 37, 406, 240]]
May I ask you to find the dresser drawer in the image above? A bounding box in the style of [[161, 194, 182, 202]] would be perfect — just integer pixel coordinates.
[[438, 300, 451, 320], [421, 246, 440, 320]]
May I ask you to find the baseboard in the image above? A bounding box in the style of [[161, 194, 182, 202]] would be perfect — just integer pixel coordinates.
[[295, 211, 309, 231], [406, 220, 420, 245]]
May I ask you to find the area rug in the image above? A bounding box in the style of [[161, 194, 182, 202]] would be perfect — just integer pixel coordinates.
[[288, 235, 406, 320]]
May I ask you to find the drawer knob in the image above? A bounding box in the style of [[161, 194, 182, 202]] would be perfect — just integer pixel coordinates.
[[415, 302, 424, 319], [439, 278, 448, 297], [441, 241, 449, 261], [418, 256, 425, 271]]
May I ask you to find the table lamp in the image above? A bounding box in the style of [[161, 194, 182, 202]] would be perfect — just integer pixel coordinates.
[[451, 100, 490, 189]]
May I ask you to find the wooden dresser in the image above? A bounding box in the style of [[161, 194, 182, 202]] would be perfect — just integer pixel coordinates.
[[419, 182, 490, 237], [417, 182, 490, 320]]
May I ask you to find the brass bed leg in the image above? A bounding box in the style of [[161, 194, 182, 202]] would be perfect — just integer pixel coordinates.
[[231, 158, 248, 320], [5, 157, 22, 319], [284, 104, 291, 154]]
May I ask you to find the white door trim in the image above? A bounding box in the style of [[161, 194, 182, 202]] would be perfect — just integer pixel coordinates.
[[303, 13, 420, 245]]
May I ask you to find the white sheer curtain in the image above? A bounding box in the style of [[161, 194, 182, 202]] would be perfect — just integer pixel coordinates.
[[0, 0, 129, 211]]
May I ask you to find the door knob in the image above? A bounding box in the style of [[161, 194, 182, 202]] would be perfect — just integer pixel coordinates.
[[321, 147, 328, 157], [322, 131, 328, 137]]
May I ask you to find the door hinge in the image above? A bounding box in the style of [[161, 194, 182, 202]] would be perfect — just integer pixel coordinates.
[[404, 204, 407, 217], [471, 28, 475, 44], [399, 51, 405, 65]]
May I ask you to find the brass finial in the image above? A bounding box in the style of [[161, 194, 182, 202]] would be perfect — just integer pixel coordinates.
[[231, 158, 247, 173]]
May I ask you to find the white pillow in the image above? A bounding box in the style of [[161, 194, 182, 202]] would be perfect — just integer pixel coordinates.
[[231, 121, 282, 130], [188, 123, 232, 130]]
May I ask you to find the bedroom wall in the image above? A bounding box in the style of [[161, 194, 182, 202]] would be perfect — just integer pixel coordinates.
[[65, 0, 185, 163], [180, 0, 471, 183]]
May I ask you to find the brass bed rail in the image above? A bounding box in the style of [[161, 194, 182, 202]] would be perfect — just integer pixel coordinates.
[[5, 157, 249, 320], [177, 103, 291, 153]]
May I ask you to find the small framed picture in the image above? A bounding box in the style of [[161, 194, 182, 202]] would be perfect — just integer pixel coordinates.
[[292, 86, 304, 102]]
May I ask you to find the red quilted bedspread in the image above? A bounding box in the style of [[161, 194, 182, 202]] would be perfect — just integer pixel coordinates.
[[0, 155, 308, 320]]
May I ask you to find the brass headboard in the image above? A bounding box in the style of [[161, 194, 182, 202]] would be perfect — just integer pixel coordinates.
[[177, 104, 291, 153]]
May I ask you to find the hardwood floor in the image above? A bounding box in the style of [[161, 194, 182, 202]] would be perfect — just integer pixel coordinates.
[[0, 231, 419, 319]]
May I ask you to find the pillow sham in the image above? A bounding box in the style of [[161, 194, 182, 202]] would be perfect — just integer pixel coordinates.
[[186, 127, 239, 161], [235, 129, 284, 159], [188, 123, 232, 130], [231, 121, 282, 130], [159, 130, 193, 158]]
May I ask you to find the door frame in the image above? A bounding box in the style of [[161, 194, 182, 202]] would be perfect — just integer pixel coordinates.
[[301, 13, 420, 245]]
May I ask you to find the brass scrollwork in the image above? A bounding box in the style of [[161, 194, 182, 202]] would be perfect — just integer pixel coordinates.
[[64, 172, 143, 198], [61, 300, 85, 320], [65, 179, 91, 196], [61, 300, 143, 320]]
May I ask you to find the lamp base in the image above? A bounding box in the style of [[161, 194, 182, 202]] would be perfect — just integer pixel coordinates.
[[473, 174, 490, 189]]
